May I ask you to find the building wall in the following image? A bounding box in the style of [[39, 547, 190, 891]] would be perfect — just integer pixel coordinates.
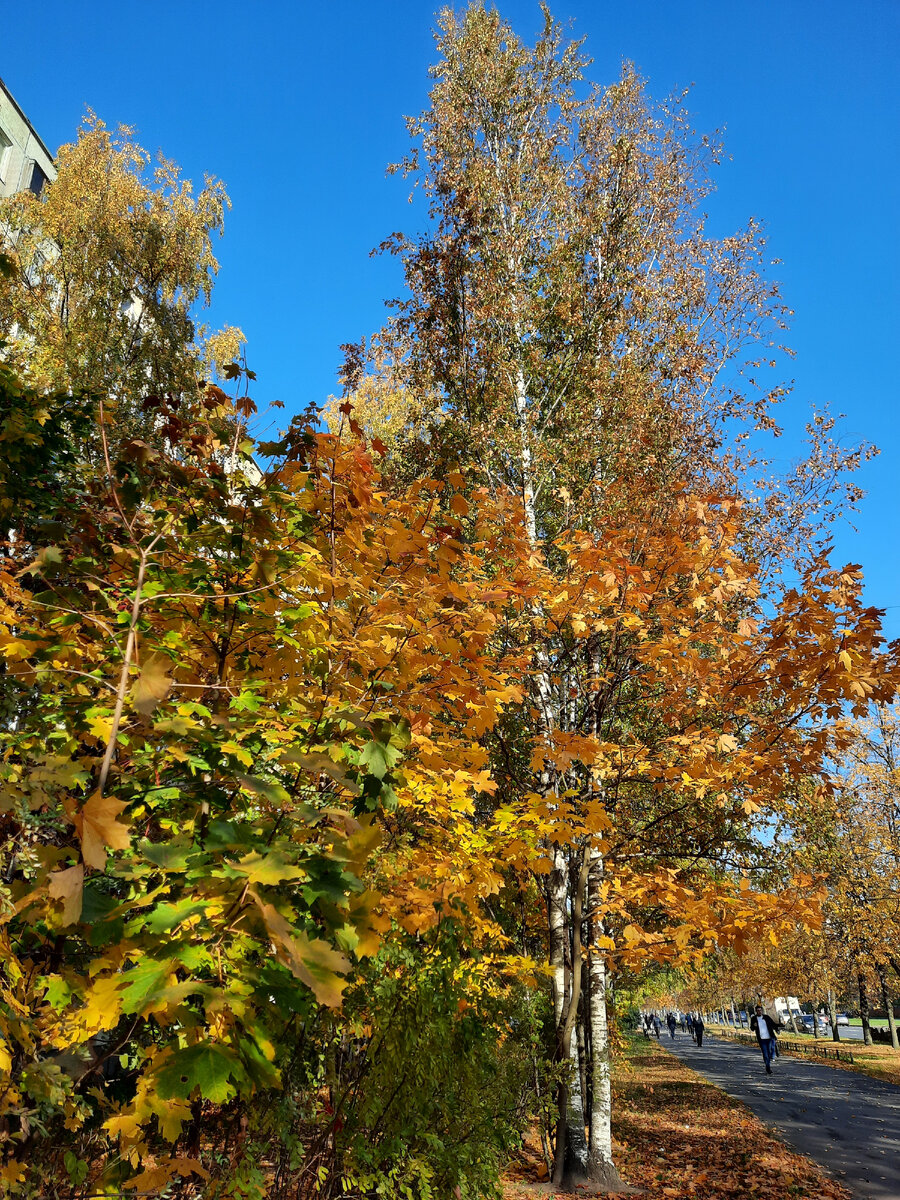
[[0, 77, 56, 199]]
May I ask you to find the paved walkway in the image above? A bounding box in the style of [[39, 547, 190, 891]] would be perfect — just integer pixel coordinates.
[[663, 1032, 900, 1200]]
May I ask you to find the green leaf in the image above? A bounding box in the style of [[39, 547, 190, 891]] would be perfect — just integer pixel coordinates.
[[119, 958, 176, 1015], [138, 839, 193, 872], [145, 899, 208, 935], [226, 851, 307, 886], [155, 1043, 244, 1104], [235, 774, 291, 805], [358, 738, 401, 780]]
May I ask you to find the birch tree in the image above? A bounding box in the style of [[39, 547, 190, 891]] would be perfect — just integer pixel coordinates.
[[333, 4, 889, 1187]]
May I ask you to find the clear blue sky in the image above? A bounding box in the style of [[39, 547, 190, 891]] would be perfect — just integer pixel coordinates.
[[5, 1, 898, 636]]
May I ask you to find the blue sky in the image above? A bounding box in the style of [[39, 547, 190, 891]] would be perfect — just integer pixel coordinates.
[[5, 0, 898, 635]]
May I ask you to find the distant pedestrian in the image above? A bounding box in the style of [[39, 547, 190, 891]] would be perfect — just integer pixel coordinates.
[[694, 1013, 705, 1047], [667, 1012, 677, 1039], [686, 1013, 695, 1041], [750, 1004, 778, 1075], [652, 1014, 661, 1039]]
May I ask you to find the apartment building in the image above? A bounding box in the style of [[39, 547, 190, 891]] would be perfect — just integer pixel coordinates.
[[0, 75, 56, 199]]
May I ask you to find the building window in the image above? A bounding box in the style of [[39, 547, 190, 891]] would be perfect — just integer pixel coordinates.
[[28, 162, 47, 196], [0, 127, 11, 182]]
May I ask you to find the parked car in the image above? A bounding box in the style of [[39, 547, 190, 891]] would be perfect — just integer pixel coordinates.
[[797, 1014, 830, 1034], [835, 1013, 850, 1026]]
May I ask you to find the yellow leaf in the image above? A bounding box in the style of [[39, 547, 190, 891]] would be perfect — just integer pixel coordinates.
[[74, 792, 130, 870], [150, 1097, 193, 1142], [449, 493, 469, 517], [839, 649, 852, 670], [104, 1110, 144, 1140], [48, 863, 84, 924], [0, 1161, 26, 1186], [716, 733, 738, 753], [131, 653, 172, 715], [253, 893, 350, 1007]]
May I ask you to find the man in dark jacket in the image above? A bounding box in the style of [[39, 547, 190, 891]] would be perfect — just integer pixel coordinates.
[[693, 1013, 705, 1047], [750, 1004, 778, 1074]]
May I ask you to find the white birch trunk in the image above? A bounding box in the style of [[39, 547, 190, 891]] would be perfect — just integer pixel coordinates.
[[586, 843, 624, 1188]]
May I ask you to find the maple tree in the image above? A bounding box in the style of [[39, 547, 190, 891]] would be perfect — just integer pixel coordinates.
[[0, 356, 535, 1193]]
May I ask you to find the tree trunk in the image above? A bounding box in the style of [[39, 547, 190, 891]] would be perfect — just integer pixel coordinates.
[[584, 844, 627, 1191], [511, 354, 589, 1187], [881, 973, 899, 1050], [549, 845, 568, 1030], [730, 998, 738, 1028], [828, 987, 840, 1042], [552, 848, 590, 1189], [577, 998, 588, 1119], [858, 972, 873, 1046]]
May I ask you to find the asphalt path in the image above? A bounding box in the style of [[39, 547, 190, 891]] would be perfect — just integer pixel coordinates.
[[662, 1031, 900, 1200]]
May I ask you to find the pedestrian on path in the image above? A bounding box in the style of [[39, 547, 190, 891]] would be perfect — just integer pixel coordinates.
[[667, 1012, 677, 1039], [750, 1004, 778, 1074], [652, 1014, 661, 1039], [686, 1013, 695, 1041], [694, 1013, 705, 1047]]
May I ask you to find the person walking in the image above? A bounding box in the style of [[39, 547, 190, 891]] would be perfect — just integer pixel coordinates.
[[686, 1013, 695, 1042], [667, 1012, 677, 1039], [750, 1004, 778, 1074], [694, 1013, 705, 1047], [652, 1013, 662, 1039]]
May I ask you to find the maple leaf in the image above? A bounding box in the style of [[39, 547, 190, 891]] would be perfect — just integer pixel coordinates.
[[156, 1044, 243, 1105], [131, 652, 173, 715], [47, 863, 84, 924], [253, 893, 350, 1007], [73, 791, 131, 870]]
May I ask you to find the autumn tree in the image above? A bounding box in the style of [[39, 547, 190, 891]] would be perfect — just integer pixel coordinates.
[[0, 115, 244, 454], [0, 339, 545, 1195], [791, 705, 900, 1047], [330, 4, 894, 1188]]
